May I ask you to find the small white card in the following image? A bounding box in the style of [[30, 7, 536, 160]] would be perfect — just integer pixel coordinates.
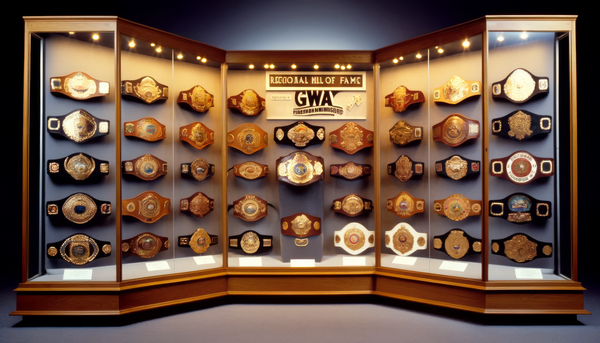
[[146, 261, 170, 271], [63, 269, 93, 280], [392, 256, 417, 266], [439, 261, 468, 272], [239, 257, 263, 267], [342, 256, 366, 266], [515, 268, 543, 279], [193, 255, 216, 265], [290, 259, 315, 267]]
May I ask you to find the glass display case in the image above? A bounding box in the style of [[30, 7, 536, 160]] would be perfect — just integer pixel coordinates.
[[16, 15, 585, 317]]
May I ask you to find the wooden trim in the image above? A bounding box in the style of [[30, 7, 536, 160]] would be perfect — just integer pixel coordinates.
[[569, 19, 578, 282], [225, 50, 374, 64]]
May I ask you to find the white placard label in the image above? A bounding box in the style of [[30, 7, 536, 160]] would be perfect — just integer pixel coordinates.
[[342, 256, 366, 266], [146, 261, 170, 271], [392, 256, 417, 266], [290, 259, 315, 267], [439, 261, 468, 272], [271, 94, 292, 101], [63, 269, 93, 280], [515, 268, 543, 279], [193, 255, 216, 265], [239, 257, 263, 267]]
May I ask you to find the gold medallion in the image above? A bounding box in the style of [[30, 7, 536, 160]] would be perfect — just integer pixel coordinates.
[[135, 118, 165, 141], [338, 162, 363, 180], [445, 156, 468, 180], [237, 126, 262, 153], [134, 154, 161, 180], [443, 194, 471, 221], [139, 194, 161, 220], [434, 238, 442, 249], [234, 195, 267, 221], [48, 246, 58, 257], [392, 86, 409, 112], [64, 153, 95, 180], [240, 231, 260, 254], [134, 77, 163, 103], [340, 122, 363, 152], [287, 122, 315, 147], [189, 123, 210, 147], [395, 155, 413, 182], [444, 230, 469, 259], [295, 238, 309, 247], [504, 69, 536, 102], [62, 193, 97, 224], [393, 225, 414, 255], [344, 227, 366, 251], [65, 72, 96, 99], [442, 75, 469, 103], [508, 110, 533, 141], [442, 115, 467, 145], [60, 234, 99, 265], [276, 128, 284, 141], [189, 228, 211, 254], [102, 244, 111, 254], [389, 121, 414, 145], [504, 234, 538, 263], [291, 214, 312, 237], [190, 86, 213, 112], [341, 195, 364, 216], [278, 152, 322, 184], [190, 193, 213, 217], [492, 242, 500, 253], [190, 158, 211, 181], [135, 233, 162, 258], [543, 245, 552, 256], [61, 110, 98, 142], [237, 162, 266, 180], [316, 128, 325, 140], [472, 241, 482, 253], [240, 90, 262, 115]]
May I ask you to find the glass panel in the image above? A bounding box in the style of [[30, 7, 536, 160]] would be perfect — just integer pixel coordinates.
[[487, 31, 563, 281], [379, 34, 483, 280], [33, 31, 117, 282], [226, 63, 375, 267]]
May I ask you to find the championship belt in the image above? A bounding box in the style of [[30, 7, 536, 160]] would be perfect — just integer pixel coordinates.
[[433, 229, 482, 259], [122, 232, 169, 259], [281, 213, 321, 247], [274, 121, 325, 148], [384, 85, 425, 112], [227, 123, 268, 154], [122, 191, 171, 223], [121, 76, 169, 104], [490, 151, 554, 185], [46, 193, 111, 224], [489, 193, 551, 224], [384, 223, 427, 256], [276, 151, 324, 186], [228, 194, 268, 221], [334, 222, 375, 255], [491, 110, 552, 141], [124, 117, 166, 142], [433, 75, 480, 104], [492, 68, 549, 104], [227, 89, 266, 116], [492, 233, 553, 263], [181, 158, 215, 181], [179, 122, 214, 149], [232, 161, 269, 180], [47, 234, 111, 266], [180, 192, 214, 218], [387, 155, 424, 182], [178, 228, 218, 254], [50, 71, 110, 100], [47, 109, 109, 143], [178, 85, 214, 113], [432, 113, 480, 147], [329, 122, 374, 154], [435, 155, 480, 180], [386, 191, 425, 218], [47, 152, 109, 181], [389, 120, 423, 146], [229, 230, 273, 254], [433, 194, 482, 221], [330, 161, 371, 180], [332, 194, 373, 217], [122, 154, 167, 181]]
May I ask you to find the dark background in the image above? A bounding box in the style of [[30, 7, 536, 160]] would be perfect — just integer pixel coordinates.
[[6, 0, 597, 307]]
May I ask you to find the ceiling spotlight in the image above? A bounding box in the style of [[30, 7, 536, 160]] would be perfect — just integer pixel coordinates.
[[201, 58, 207, 63], [314, 64, 319, 69], [249, 64, 255, 69], [197, 56, 201, 60], [393, 58, 398, 63], [520, 32, 528, 39], [92, 34, 99, 40], [69, 31, 75, 35], [346, 64, 351, 69], [438, 48, 444, 53], [270, 64, 275, 69], [177, 53, 183, 59], [341, 66, 346, 70], [151, 43, 155, 47], [264, 64, 269, 69], [400, 56, 404, 60], [291, 64, 297, 69], [462, 39, 470, 48], [416, 53, 422, 59], [156, 47, 162, 53], [129, 41, 136, 48], [497, 36, 504, 42]]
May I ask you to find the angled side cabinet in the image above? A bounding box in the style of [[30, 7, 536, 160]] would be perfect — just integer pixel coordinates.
[[16, 15, 587, 317]]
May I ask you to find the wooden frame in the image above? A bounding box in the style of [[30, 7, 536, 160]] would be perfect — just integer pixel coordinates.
[[15, 15, 587, 317]]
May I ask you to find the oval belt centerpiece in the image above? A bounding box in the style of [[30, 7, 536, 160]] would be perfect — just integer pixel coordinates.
[[276, 151, 324, 186]]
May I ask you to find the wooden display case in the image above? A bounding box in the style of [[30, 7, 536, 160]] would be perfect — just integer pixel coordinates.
[[15, 15, 586, 316]]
